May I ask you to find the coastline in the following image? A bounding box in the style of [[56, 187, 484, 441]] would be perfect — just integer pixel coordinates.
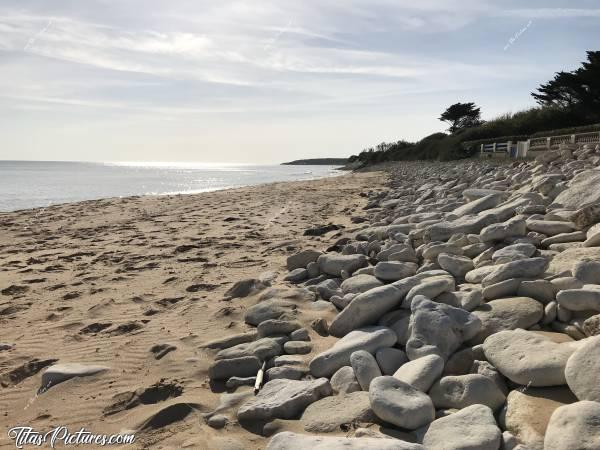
[[0, 168, 347, 215], [0, 161, 345, 214], [0, 170, 385, 449]]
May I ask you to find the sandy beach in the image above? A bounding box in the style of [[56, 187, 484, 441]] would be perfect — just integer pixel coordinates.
[[0, 171, 384, 449]]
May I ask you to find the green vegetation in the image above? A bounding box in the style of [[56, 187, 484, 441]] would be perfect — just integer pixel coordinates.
[[349, 51, 600, 167], [439, 102, 484, 133]]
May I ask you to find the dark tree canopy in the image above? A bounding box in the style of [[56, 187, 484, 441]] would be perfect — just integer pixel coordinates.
[[439, 102, 483, 133], [532, 51, 600, 115], [346, 51, 600, 168]]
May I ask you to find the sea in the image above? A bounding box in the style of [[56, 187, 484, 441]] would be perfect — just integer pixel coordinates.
[[0, 161, 343, 212]]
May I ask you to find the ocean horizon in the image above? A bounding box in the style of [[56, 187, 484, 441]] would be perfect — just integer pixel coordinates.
[[0, 160, 343, 212]]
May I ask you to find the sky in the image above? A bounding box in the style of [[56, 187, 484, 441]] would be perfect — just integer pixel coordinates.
[[0, 1, 598, 163]]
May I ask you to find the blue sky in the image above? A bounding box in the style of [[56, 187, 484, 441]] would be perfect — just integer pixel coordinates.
[[0, 1, 598, 163]]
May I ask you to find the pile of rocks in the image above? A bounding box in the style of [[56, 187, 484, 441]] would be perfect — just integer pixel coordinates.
[[207, 143, 600, 450]]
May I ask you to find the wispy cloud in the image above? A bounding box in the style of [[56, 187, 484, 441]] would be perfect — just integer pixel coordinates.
[[499, 8, 600, 19], [0, 1, 595, 162]]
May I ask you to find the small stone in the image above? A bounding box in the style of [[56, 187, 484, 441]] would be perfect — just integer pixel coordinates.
[[284, 341, 312, 355], [309, 326, 396, 377], [225, 376, 256, 389], [225, 278, 266, 299], [472, 360, 508, 395], [284, 268, 308, 283], [441, 289, 483, 311], [311, 318, 329, 336], [450, 193, 506, 217], [557, 287, 600, 312], [258, 319, 302, 337], [262, 419, 284, 437], [574, 260, 600, 284], [375, 348, 408, 375], [571, 204, 600, 229], [422, 404, 501, 450], [425, 214, 498, 243], [492, 243, 537, 262], [482, 278, 522, 301], [405, 296, 481, 361], [403, 274, 455, 307], [306, 261, 319, 278], [481, 257, 548, 287], [340, 274, 383, 294], [374, 261, 418, 281], [517, 279, 557, 304], [266, 366, 307, 381], [504, 387, 577, 450], [290, 328, 310, 341], [369, 376, 435, 430], [273, 355, 305, 367], [287, 249, 322, 270], [551, 276, 583, 291], [301, 391, 377, 432], [350, 350, 382, 391], [203, 332, 258, 350], [215, 337, 281, 361], [444, 347, 475, 375], [465, 265, 496, 284], [483, 329, 578, 386], [583, 223, 600, 247], [318, 254, 368, 277], [565, 335, 600, 401], [330, 366, 361, 394], [315, 279, 341, 300], [542, 231, 586, 247], [265, 432, 424, 450], [422, 243, 463, 261], [393, 354, 444, 392], [544, 401, 600, 450], [428, 374, 506, 411], [469, 297, 544, 344], [39, 363, 109, 393], [245, 299, 296, 326], [582, 314, 600, 336], [526, 219, 577, 236], [209, 356, 261, 380], [207, 414, 228, 429], [480, 217, 526, 242], [237, 378, 332, 421], [379, 309, 411, 346], [543, 301, 558, 325], [437, 253, 474, 279]]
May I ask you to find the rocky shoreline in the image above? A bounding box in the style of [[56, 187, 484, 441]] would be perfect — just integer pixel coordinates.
[[206, 144, 600, 449]]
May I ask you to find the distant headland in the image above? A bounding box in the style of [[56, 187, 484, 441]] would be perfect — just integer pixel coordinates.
[[281, 158, 348, 165]]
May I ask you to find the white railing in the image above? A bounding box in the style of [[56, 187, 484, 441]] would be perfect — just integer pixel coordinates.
[[575, 131, 600, 145], [481, 131, 600, 158], [480, 141, 516, 157], [527, 131, 600, 152]]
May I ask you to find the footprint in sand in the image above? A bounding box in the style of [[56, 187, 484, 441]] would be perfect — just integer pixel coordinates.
[[1, 285, 29, 296], [103, 379, 183, 416], [150, 343, 177, 360], [0, 358, 59, 387], [80, 322, 112, 334], [107, 321, 146, 335]]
